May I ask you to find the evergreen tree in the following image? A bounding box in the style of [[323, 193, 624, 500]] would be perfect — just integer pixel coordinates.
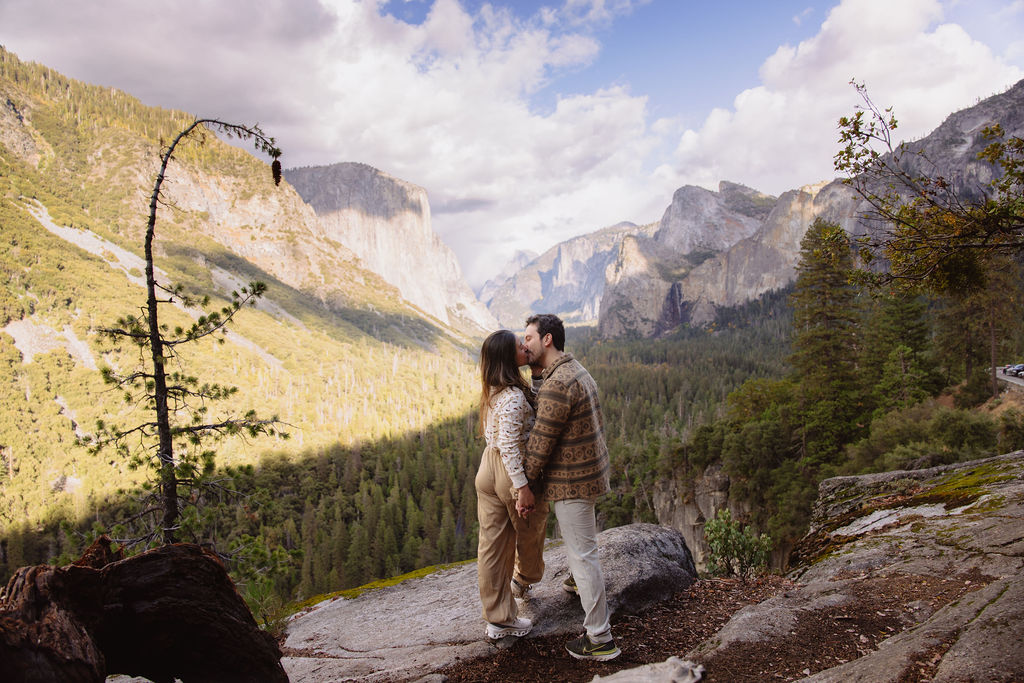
[[79, 118, 284, 545], [331, 515, 349, 583], [873, 345, 931, 415], [789, 218, 863, 465], [859, 292, 930, 392], [437, 507, 457, 563], [344, 521, 370, 586], [931, 256, 1024, 402]]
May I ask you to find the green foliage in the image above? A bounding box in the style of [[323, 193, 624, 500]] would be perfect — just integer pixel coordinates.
[[835, 82, 1024, 294], [997, 409, 1024, 453], [873, 344, 932, 416], [843, 401, 999, 473], [703, 508, 771, 578]]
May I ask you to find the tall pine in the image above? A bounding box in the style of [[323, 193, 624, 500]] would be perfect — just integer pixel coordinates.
[[789, 218, 863, 466]]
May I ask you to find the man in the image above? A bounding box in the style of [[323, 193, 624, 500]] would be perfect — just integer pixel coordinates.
[[518, 313, 620, 661]]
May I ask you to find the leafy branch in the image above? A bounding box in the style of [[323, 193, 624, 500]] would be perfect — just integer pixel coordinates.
[[834, 80, 1024, 293]]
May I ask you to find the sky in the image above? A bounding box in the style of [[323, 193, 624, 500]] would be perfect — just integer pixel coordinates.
[[1, 0, 1022, 289]]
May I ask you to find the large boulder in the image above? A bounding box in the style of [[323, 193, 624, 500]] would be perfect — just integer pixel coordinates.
[[0, 538, 287, 683], [282, 522, 696, 682]]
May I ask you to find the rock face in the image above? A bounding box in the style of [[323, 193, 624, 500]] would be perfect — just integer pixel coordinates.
[[476, 249, 537, 308], [282, 523, 696, 682], [0, 538, 287, 683], [685, 452, 1024, 683], [655, 181, 774, 255], [651, 463, 732, 570], [599, 182, 775, 337], [286, 162, 496, 332], [484, 222, 656, 328]]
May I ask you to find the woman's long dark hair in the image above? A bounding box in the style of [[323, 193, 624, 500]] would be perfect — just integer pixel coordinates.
[[479, 329, 532, 435]]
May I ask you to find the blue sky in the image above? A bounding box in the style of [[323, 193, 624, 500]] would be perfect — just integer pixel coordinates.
[[384, 1, 843, 124], [1, 0, 1022, 287]]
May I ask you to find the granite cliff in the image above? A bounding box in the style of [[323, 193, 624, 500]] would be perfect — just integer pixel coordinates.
[[286, 162, 496, 332], [599, 181, 776, 337], [484, 222, 657, 328]]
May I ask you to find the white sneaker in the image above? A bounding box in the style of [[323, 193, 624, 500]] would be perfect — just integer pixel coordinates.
[[486, 616, 532, 639], [510, 578, 532, 600]]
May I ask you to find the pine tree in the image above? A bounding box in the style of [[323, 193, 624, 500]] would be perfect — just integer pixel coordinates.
[[873, 345, 931, 415], [344, 521, 370, 587], [789, 218, 863, 465], [79, 118, 285, 545]]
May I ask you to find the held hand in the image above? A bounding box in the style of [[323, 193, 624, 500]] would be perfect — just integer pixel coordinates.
[[515, 485, 535, 518]]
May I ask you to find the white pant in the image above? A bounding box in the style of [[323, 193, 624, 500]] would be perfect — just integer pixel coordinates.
[[553, 499, 612, 642]]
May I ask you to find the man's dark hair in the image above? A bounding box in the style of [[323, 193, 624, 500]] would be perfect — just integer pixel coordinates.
[[525, 313, 565, 351]]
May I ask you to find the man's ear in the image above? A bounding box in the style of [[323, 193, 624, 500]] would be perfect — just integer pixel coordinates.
[[542, 333, 552, 348]]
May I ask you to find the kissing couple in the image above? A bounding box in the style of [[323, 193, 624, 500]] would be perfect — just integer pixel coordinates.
[[474, 313, 621, 661]]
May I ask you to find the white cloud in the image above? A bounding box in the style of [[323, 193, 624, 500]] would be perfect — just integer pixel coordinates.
[[561, 0, 651, 28], [295, 0, 666, 285], [668, 0, 1024, 197], [793, 7, 815, 25]]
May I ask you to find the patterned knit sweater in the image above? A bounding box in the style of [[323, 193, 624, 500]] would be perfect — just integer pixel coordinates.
[[523, 353, 610, 501]]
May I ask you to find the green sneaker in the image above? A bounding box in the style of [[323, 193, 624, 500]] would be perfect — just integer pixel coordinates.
[[565, 634, 621, 661], [562, 573, 578, 594]]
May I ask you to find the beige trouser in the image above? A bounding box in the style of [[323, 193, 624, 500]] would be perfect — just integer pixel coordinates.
[[475, 445, 548, 624]]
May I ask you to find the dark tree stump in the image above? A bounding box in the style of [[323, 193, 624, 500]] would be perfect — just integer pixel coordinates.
[[0, 563, 105, 682], [0, 537, 287, 683]]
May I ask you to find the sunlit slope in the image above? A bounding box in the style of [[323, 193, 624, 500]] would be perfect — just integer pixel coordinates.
[[0, 47, 479, 529]]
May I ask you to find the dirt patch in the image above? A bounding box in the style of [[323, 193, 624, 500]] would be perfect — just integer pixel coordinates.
[[695, 571, 990, 682], [438, 576, 789, 683], [434, 570, 991, 683]]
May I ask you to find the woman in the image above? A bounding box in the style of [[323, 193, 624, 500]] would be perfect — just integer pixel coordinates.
[[474, 329, 542, 639]]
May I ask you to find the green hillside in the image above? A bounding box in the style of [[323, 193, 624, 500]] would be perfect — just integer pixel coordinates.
[[0, 47, 482, 583]]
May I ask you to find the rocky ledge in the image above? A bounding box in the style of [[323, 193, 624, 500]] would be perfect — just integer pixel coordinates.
[[669, 451, 1024, 683], [282, 523, 697, 682], [286, 453, 1023, 682]]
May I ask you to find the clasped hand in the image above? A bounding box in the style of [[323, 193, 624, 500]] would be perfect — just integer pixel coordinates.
[[515, 484, 535, 519]]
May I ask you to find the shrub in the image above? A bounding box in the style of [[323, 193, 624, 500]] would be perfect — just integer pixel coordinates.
[[703, 508, 772, 579]]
